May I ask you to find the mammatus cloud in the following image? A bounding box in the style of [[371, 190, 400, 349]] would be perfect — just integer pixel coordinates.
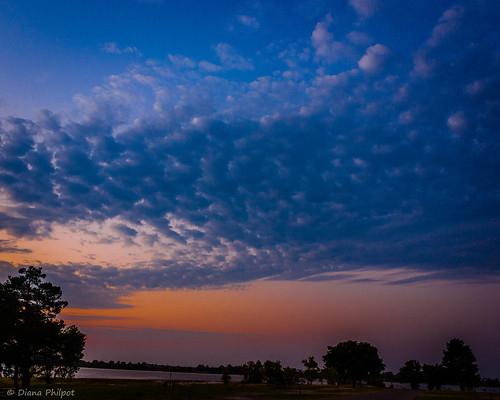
[[1, 2, 500, 305]]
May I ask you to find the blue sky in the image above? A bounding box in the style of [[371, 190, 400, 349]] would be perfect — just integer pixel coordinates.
[[1, 0, 465, 116], [1, 0, 500, 374]]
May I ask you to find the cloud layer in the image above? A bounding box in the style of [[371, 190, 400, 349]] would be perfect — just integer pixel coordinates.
[[1, 2, 500, 304]]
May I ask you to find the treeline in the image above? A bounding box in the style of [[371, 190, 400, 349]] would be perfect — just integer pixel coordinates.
[[78, 360, 246, 375], [80, 339, 496, 391]]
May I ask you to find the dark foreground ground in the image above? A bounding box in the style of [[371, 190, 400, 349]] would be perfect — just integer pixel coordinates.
[[1, 379, 499, 400]]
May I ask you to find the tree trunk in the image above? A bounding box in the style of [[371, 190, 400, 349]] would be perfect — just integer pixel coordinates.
[[21, 365, 31, 389]]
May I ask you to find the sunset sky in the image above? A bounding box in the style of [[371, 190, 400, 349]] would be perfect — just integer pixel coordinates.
[[1, 0, 500, 376]]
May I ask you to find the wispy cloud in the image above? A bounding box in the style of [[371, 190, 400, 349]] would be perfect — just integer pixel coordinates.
[[102, 42, 142, 56], [237, 15, 260, 29]]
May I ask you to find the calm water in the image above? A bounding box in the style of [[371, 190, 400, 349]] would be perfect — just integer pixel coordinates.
[[76, 367, 243, 382]]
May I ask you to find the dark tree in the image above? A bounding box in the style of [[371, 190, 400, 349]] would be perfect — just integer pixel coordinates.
[[0, 267, 86, 388], [0, 282, 20, 389], [283, 367, 301, 385], [321, 367, 339, 385], [323, 340, 385, 387], [302, 356, 320, 384], [423, 364, 446, 390], [243, 361, 264, 383], [442, 338, 479, 390], [399, 360, 422, 389], [263, 360, 285, 385]]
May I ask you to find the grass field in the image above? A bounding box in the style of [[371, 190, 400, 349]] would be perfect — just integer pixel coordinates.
[[1, 379, 499, 400]]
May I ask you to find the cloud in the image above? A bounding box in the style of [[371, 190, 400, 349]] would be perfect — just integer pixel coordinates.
[[0, 239, 32, 254], [214, 43, 254, 70], [427, 5, 464, 47], [358, 43, 390, 73], [168, 54, 196, 69], [198, 60, 223, 73], [347, 31, 372, 45], [237, 15, 260, 29], [349, 0, 378, 19], [411, 50, 435, 78], [447, 111, 467, 134], [311, 14, 347, 63], [102, 42, 142, 56]]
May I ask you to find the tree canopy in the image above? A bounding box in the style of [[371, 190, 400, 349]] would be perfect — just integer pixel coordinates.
[[442, 338, 479, 390], [323, 340, 385, 387]]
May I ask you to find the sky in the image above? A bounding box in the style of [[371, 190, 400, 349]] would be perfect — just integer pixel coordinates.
[[1, 0, 500, 376]]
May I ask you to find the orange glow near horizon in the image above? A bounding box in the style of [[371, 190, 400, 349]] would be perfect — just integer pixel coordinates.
[[62, 277, 500, 365], [65, 278, 499, 334]]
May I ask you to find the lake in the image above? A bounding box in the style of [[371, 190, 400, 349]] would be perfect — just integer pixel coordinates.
[[75, 367, 243, 382]]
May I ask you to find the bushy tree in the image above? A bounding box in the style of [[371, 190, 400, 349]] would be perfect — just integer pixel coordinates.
[[0, 267, 86, 388], [323, 340, 385, 387], [442, 338, 479, 390], [399, 360, 422, 389], [263, 360, 285, 385], [302, 356, 320, 384]]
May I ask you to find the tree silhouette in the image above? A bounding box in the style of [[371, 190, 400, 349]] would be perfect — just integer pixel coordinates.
[[423, 363, 446, 390], [283, 367, 301, 385], [263, 360, 285, 385], [320, 366, 338, 385], [442, 338, 479, 390], [302, 356, 320, 384], [0, 267, 85, 388], [399, 360, 422, 389], [323, 340, 384, 387], [243, 360, 264, 383]]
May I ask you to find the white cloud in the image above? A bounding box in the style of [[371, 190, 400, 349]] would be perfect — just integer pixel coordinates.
[[238, 15, 260, 29], [349, 0, 378, 19], [447, 111, 467, 134], [466, 79, 486, 95], [311, 14, 347, 63], [102, 42, 141, 56], [427, 5, 464, 47], [168, 54, 196, 69], [198, 60, 223, 73], [411, 51, 435, 78], [358, 44, 390, 73], [214, 43, 253, 71]]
